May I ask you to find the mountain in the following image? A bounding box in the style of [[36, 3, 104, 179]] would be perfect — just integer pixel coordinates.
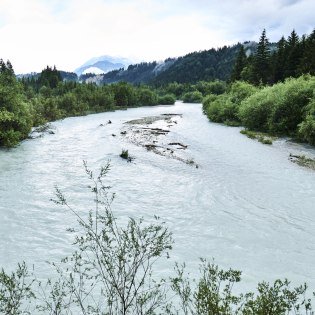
[[152, 44, 243, 85], [102, 59, 176, 84], [18, 44, 257, 85], [75, 55, 132, 76], [85, 44, 244, 86]]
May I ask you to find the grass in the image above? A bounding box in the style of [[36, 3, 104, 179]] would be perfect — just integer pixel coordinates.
[[258, 136, 273, 145], [223, 120, 242, 127], [240, 129, 274, 145]]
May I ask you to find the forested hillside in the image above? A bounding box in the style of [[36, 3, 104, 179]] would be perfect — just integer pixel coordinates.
[[102, 62, 158, 84], [92, 45, 242, 85], [153, 44, 242, 85]]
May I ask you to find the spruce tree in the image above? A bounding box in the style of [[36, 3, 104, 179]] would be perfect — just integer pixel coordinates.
[[298, 29, 315, 75], [273, 36, 287, 82], [253, 29, 271, 85], [284, 30, 301, 78], [231, 44, 247, 81]]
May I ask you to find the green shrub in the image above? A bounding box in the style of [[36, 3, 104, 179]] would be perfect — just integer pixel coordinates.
[[170, 259, 313, 315], [111, 82, 137, 107], [90, 89, 115, 112], [0, 105, 32, 147], [239, 76, 315, 136], [228, 81, 258, 104], [0, 262, 34, 314], [202, 81, 257, 125], [204, 94, 227, 122], [298, 115, 315, 145], [203, 94, 241, 124], [182, 91, 203, 103], [137, 88, 158, 106], [57, 93, 89, 116], [0, 67, 33, 147], [202, 93, 218, 111], [195, 80, 227, 95], [164, 82, 189, 98], [158, 94, 176, 105], [239, 86, 276, 131], [268, 76, 315, 134]]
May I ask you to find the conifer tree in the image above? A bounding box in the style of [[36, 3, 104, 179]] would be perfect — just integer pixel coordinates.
[[231, 44, 247, 81], [284, 30, 301, 78], [38, 66, 62, 89], [273, 36, 287, 82], [298, 29, 315, 75], [252, 29, 271, 84]]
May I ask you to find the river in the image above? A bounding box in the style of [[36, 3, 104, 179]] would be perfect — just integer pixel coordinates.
[[0, 101, 315, 292]]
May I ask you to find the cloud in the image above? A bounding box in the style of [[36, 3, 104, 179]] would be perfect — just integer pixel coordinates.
[[0, 0, 313, 73]]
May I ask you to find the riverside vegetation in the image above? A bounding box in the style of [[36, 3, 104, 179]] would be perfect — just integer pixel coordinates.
[[202, 75, 315, 146], [202, 28, 315, 146], [0, 163, 314, 315], [0, 62, 176, 148]]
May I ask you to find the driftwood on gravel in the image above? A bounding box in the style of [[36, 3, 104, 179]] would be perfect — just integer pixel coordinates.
[[141, 127, 170, 133], [168, 142, 188, 149], [120, 113, 198, 167]]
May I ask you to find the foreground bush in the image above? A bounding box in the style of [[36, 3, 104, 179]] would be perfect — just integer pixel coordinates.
[[0, 262, 34, 314], [41, 162, 173, 314]]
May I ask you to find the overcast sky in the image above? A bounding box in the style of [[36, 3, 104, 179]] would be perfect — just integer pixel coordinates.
[[0, 0, 314, 73]]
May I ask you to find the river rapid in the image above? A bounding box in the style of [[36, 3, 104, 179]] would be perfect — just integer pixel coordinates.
[[0, 102, 315, 292]]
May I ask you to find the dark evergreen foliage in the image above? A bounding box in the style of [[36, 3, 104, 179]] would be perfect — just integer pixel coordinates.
[[230, 45, 247, 81], [102, 62, 158, 84], [298, 30, 315, 76], [60, 71, 78, 82], [252, 29, 271, 84], [231, 28, 315, 85], [38, 66, 62, 89], [153, 44, 241, 85]]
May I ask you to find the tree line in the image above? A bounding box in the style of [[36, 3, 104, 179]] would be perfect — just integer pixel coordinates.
[[231, 29, 315, 84], [0, 64, 175, 147]]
